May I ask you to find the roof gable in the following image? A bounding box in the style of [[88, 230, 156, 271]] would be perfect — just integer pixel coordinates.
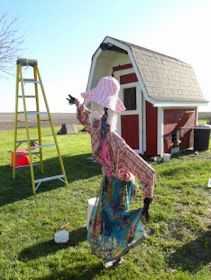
[[103, 36, 207, 104]]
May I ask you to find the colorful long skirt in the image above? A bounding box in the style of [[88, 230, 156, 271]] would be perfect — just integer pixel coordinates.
[[87, 177, 145, 262]]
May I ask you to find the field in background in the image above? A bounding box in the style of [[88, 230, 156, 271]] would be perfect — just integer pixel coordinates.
[[0, 112, 211, 131], [0, 113, 78, 130]]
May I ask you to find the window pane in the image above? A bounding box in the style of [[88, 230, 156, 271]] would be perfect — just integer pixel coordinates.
[[123, 87, 136, 110]]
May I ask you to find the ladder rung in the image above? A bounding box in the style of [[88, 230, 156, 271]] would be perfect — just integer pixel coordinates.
[[18, 120, 34, 123], [16, 139, 39, 144], [22, 79, 40, 84], [28, 111, 48, 116], [29, 144, 56, 150], [34, 175, 65, 184], [17, 125, 37, 129], [18, 111, 48, 115], [18, 95, 36, 98], [15, 163, 40, 169], [16, 151, 40, 156]]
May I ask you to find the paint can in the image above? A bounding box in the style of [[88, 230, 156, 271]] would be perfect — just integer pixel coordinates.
[[86, 197, 99, 230], [163, 153, 171, 162]]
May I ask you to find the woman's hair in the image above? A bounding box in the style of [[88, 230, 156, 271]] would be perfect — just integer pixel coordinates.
[[89, 102, 118, 131]]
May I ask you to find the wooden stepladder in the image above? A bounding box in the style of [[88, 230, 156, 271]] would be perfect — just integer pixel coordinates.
[[13, 58, 68, 194]]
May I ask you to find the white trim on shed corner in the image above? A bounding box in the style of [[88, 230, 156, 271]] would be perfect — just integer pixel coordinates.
[[157, 107, 164, 156], [196, 107, 199, 126], [142, 93, 146, 153]]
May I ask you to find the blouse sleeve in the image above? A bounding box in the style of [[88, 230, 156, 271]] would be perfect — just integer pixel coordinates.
[[76, 103, 91, 133], [123, 144, 156, 198]]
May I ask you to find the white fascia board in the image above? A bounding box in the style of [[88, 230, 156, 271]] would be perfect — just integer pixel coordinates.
[[103, 37, 154, 104], [86, 48, 102, 91], [153, 100, 208, 107]]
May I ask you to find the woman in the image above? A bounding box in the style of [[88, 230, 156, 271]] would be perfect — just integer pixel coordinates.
[[67, 76, 156, 268]]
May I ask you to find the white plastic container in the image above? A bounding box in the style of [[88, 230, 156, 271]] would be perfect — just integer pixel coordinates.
[[163, 153, 171, 162], [208, 178, 211, 188], [54, 230, 69, 243], [86, 197, 99, 230]]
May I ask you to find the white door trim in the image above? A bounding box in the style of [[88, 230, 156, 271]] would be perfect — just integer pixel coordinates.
[[157, 107, 164, 156], [117, 82, 143, 154]]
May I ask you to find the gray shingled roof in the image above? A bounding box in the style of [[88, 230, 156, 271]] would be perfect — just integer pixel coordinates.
[[108, 37, 206, 102]]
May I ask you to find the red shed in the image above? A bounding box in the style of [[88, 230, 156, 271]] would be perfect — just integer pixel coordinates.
[[86, 37, 208, 157]]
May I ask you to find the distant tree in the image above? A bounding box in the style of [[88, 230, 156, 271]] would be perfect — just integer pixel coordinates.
[[0, 14, 23, 76]]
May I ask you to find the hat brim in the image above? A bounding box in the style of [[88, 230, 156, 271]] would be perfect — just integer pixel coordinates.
[[81, 88, 96, 100], [81, 89, 126, 113]]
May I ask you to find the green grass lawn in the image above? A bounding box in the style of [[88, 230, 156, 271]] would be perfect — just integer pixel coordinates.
[[0, 128, 211, 280]]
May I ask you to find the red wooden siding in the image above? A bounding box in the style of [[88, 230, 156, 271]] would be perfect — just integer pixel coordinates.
[[164, 108, 196, 153], [145, 101, 158, 156], [121, 115, 139, 149], [120, 73, 138, 84], [112, 63, 133, 72]]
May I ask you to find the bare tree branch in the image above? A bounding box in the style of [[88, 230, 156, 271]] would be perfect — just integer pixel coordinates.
[[0, 14, 23, 77]]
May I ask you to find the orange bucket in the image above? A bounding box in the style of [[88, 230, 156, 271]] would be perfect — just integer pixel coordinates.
[[10, 150, 30, 167]]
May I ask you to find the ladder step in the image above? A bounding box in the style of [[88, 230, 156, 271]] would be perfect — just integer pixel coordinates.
[[16, 151, 40, 156], [16, 139, 39, 144], [15, 163, 40, 169], [18, 119, 49, 123], [17, 125, 38, 129], [18, 95, 36, 98], [22, 79, 40, 84], [28, 111, 48, 116], [34, 174, 65, 184], [18, 111, 48, 116], [29, 144, 56, 150]]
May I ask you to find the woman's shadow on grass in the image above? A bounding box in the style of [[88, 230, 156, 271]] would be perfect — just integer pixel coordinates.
[[0, 153, 101, 207], [168, 230, 211, 272], [19, 226, 103, 279], [36, 262, 103, 280], [19, 226, 87, 261], [35, 262, 103, 280]]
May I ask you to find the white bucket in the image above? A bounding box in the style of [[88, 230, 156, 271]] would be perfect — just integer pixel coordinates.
[[86, 197, 99, 230], [54, 230, 69, 243], [163, 153, 171, 162]]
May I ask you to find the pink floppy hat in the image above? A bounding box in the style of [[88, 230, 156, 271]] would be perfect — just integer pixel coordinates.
[[81, 76, 126, 113]]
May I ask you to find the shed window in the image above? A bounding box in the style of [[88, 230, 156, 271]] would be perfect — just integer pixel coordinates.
[[123, 87, 136, 110]]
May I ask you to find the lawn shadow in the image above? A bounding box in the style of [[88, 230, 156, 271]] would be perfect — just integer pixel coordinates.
[[19, 226, 87, 261], [0, 153, 101, 207], [170, 149, 211, 160], [168, 230, 211, 272], [35, 262, 103, 280]]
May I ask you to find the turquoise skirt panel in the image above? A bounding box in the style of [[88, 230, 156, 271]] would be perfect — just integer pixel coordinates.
[[87, 177, 145, 262]]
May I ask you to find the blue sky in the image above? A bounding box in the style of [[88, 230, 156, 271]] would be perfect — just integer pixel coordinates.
[[0, 0, 210, 112]]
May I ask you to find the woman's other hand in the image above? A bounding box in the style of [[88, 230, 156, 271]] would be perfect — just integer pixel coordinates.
[[66, 94, 79, 105]]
